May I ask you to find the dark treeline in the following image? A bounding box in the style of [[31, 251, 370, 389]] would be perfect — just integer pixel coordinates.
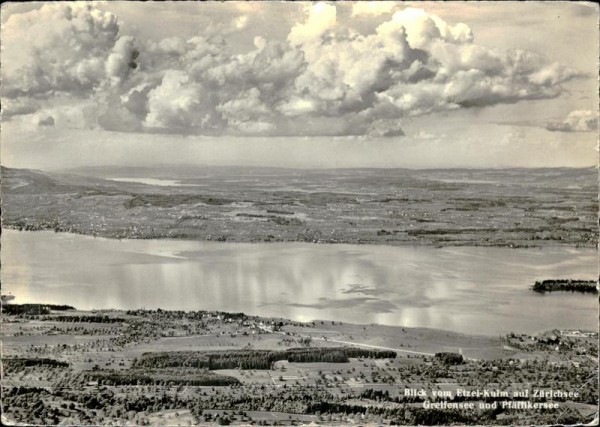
[[3, 358, 69, 372], [124, 194, 232, 209], [38, 315, 126, 323], [133, 347, 396, 370], [1, 304, 75, 316], [434, 352, 464, 365], [125, 308, 249, 322], [532, 279, 598, 293], [360, 388, 392, 401], [306, 401, 368, 415], [286, 347, 396, 364], [84, 369, 240, 387]]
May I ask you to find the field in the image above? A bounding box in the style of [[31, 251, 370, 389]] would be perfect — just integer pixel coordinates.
[[1, 166, 597, 247], [1, 305, 597, 425]]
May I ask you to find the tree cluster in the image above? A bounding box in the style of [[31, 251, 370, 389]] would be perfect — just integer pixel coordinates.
[[3, 358, 69, 372], [84, 368, 240, 387], [532, 279, 597, 293], [2, 304, 75, 316], [434, 352, 464, 365]]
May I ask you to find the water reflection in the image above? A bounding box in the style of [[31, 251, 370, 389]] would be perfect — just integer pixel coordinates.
[[2, 229, 597, 335], [109, 177, 203, 187]]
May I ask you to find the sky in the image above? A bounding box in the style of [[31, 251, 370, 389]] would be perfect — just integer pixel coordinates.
[[1, 1, 598, 170]]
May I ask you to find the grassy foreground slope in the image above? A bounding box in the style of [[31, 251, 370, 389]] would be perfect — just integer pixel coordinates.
[[1, 306, 598, 425]]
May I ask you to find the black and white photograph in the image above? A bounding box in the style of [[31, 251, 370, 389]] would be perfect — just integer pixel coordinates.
[[1, 1, 598, 425]]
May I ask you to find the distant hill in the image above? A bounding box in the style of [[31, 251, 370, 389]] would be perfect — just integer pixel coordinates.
[[1, 165, 597, 247]]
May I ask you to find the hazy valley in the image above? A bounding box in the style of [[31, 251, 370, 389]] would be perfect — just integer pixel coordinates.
[[2, 166, 597, 248]]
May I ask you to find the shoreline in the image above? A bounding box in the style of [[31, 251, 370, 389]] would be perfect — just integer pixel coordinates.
[[3, 228, 597, 337], [2, 301, 597, 342], [2, 304, 597, 360], [3, 225, 597, 249]]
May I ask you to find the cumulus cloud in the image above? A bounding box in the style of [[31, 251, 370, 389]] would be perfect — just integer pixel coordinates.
[[216, 87, 274, 134], [288, 2, 337, 47], [145, 70, 205, 130], [277, 4, 581, 135], [105, 36, 139, 86], [0, 3, 586, 137], [1, 3, 124, 97], [367, 120, 406, 137], [1, 2, 143, 133], [546, 110, 598, 132]]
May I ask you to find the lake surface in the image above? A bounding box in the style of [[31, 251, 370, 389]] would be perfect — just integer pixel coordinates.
[[109, 177, 203, 187], [2, 229, 597, 335]]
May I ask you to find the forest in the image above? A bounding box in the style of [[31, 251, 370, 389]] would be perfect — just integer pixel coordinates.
[[3, 357, 69, 372], [434, 352, 464, 365], [84, 368, 240, 387], [133, 347, 397, 371], [2, 304, 75, 316], [532, 279, 598, 293]]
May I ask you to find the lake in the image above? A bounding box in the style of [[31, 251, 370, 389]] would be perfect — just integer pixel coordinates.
[[108, 177, 205, 187], [1, 229, 597, 335]]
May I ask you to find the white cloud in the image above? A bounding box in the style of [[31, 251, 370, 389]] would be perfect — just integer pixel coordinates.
[[0, 2, 587, 138], [105, 36, 139, 86], [234, 15, 249, 31], [217, 87, 274, 133], [145, 70, 205, 130], [367, 119, 406, 137], [229, 120, 275, 135], [288, 2, 337, 47], [33, 101, 99, 130], [279, 5, 582, 136], [1, 3, 122, 97], [279, 97, 318, 117], [546, 110, 598, 132]]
